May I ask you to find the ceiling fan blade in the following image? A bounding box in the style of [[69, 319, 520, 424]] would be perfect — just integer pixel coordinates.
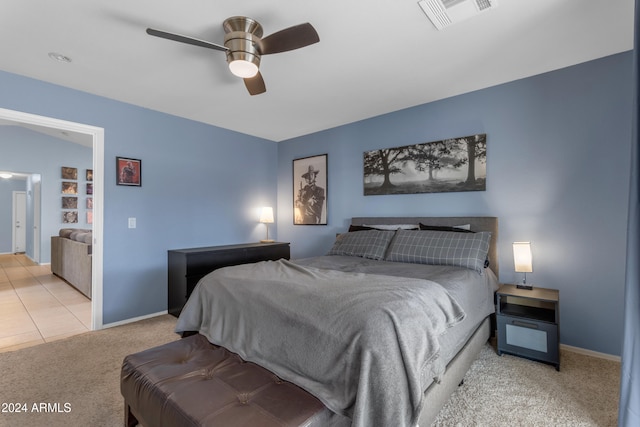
[[146, 28, 228, 52], [260, 23, 319, 55], [244, 72, 266, 95]]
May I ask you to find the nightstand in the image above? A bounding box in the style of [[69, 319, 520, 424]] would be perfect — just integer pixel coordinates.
[[496, 284, 560, 371]]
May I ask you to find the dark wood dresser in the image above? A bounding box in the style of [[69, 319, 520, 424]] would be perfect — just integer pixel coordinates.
[[168, 242, 290, 317]]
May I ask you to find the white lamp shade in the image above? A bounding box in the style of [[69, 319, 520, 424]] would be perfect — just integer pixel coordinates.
[[229, 60, 259, 78], [513, 242, 533, 273], [259, 207, 274, 224]]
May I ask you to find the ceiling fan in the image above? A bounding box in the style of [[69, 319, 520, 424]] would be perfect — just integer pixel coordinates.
[[146, 16, 319, 95]]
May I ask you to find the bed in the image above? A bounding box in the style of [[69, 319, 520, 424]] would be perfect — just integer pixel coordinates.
[[175, 216, 499, 426]]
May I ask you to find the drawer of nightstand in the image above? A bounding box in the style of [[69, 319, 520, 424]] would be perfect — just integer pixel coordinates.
[[497, 314, 559, 364]]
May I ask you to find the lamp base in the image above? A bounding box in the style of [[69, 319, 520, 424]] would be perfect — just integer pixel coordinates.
[[516, 284, 533, 290], [260, 239, 275, 243]]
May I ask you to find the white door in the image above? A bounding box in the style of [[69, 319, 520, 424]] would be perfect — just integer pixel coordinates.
[[12, 191, 26, 253]]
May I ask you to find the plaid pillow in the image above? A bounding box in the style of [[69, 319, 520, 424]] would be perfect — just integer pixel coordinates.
[[385, 229, 491, 274], [328, 230, 396, 260]]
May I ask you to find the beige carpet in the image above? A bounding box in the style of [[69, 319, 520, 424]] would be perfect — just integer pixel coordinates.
[[433, 342, 620, 426], [0, 314, 620, 427], [0, 314, 179, 427]]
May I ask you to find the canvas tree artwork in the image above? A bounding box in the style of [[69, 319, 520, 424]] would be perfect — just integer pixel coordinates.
[[363, 134, 487, 195]]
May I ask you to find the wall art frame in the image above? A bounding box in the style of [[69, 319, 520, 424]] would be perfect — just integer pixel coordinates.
[[62, 181, 78, 194], [116, 157, 141, 186], [293, 154, 327, 225], [61, 166, 77, 180], [62, 211, 78, 224], [62, 196, 77, 209], [363, 133, 487, 196]]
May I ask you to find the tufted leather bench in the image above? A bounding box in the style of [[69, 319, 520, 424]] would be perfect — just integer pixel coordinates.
[[120, 333, 333, 427]]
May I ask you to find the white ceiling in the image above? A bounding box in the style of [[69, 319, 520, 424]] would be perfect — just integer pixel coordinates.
[[0, 118, 93, 146], [0, 0, 634, 142]]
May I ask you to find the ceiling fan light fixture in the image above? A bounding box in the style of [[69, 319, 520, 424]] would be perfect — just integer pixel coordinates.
[[226, 48, 260, 78], [229, 59, 259, 78], [146, 15, 319, 94]]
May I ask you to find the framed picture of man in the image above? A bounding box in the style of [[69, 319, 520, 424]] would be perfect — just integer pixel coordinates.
[[293, 154, 327, 225], [116, 157, 141, 186]]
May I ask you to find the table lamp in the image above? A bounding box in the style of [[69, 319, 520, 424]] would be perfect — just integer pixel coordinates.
[[259, 207, 274, 243], [513, 241, 533, 290]]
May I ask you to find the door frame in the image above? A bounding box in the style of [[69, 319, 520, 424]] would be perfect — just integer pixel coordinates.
[[12, 190, 26, 253], [32, 179, 41, 261], [0, 108, 105, 330]]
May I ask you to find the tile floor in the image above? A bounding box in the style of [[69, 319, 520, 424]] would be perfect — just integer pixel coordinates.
[[0, 253, 91, 353]]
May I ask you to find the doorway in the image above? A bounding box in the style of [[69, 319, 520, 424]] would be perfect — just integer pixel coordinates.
[[0, 108, 104, 330], [12, 190, 26, 253]]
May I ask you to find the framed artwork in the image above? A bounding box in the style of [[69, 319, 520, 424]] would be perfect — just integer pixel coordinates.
[[61, 167, 77, 180], [86, 183, 93, 195], [363, 134, 487, 195], [62, 197, 77, 209], [116, 157, 141, 186], [86, 169, 93, 181], [62, 211, 78, 224], [86, 197, 93, 209], [87, 211, 93, 224], [293, 154, 327, 225], [62, 182, 78, 194]]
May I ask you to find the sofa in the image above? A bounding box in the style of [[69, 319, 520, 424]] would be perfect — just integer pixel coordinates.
[[51, 228, 92, 299]]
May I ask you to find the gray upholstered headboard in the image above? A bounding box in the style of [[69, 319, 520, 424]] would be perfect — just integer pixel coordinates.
[[351, 216, 499, 278]]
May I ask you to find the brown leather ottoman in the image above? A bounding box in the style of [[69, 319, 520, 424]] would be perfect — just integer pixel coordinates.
[[121, 334, 333, 427]]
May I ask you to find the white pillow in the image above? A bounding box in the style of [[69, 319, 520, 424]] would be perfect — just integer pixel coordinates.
[[362, 223, 418, 230]]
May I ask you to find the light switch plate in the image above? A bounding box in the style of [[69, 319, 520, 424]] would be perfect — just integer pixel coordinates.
[[128, 217, 136, 229]]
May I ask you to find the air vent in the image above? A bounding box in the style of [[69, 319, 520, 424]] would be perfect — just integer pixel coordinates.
[[418, 0, 498, 30]]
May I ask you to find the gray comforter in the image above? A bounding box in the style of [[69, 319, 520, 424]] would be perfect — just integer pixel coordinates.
[[176, 259, 466, 427]]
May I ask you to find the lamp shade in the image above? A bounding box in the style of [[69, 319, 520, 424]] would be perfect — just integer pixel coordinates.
[[513, 242, 533, 273], [259, 207, 274, 224], [228, 59, 259, 78]]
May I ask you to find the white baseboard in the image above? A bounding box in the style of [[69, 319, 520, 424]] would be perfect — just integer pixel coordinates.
[[101, 310, 169, 329], [492, 328, 621, 362], [560, 343, 621, 362]]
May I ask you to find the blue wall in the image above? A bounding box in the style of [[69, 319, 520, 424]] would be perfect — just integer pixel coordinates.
[[0, 176, 27, 253], [0, 70, 278, 324], [277, 52, 633, 356], [0, 51, 632, 355], [0, 127, 92, 259]]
